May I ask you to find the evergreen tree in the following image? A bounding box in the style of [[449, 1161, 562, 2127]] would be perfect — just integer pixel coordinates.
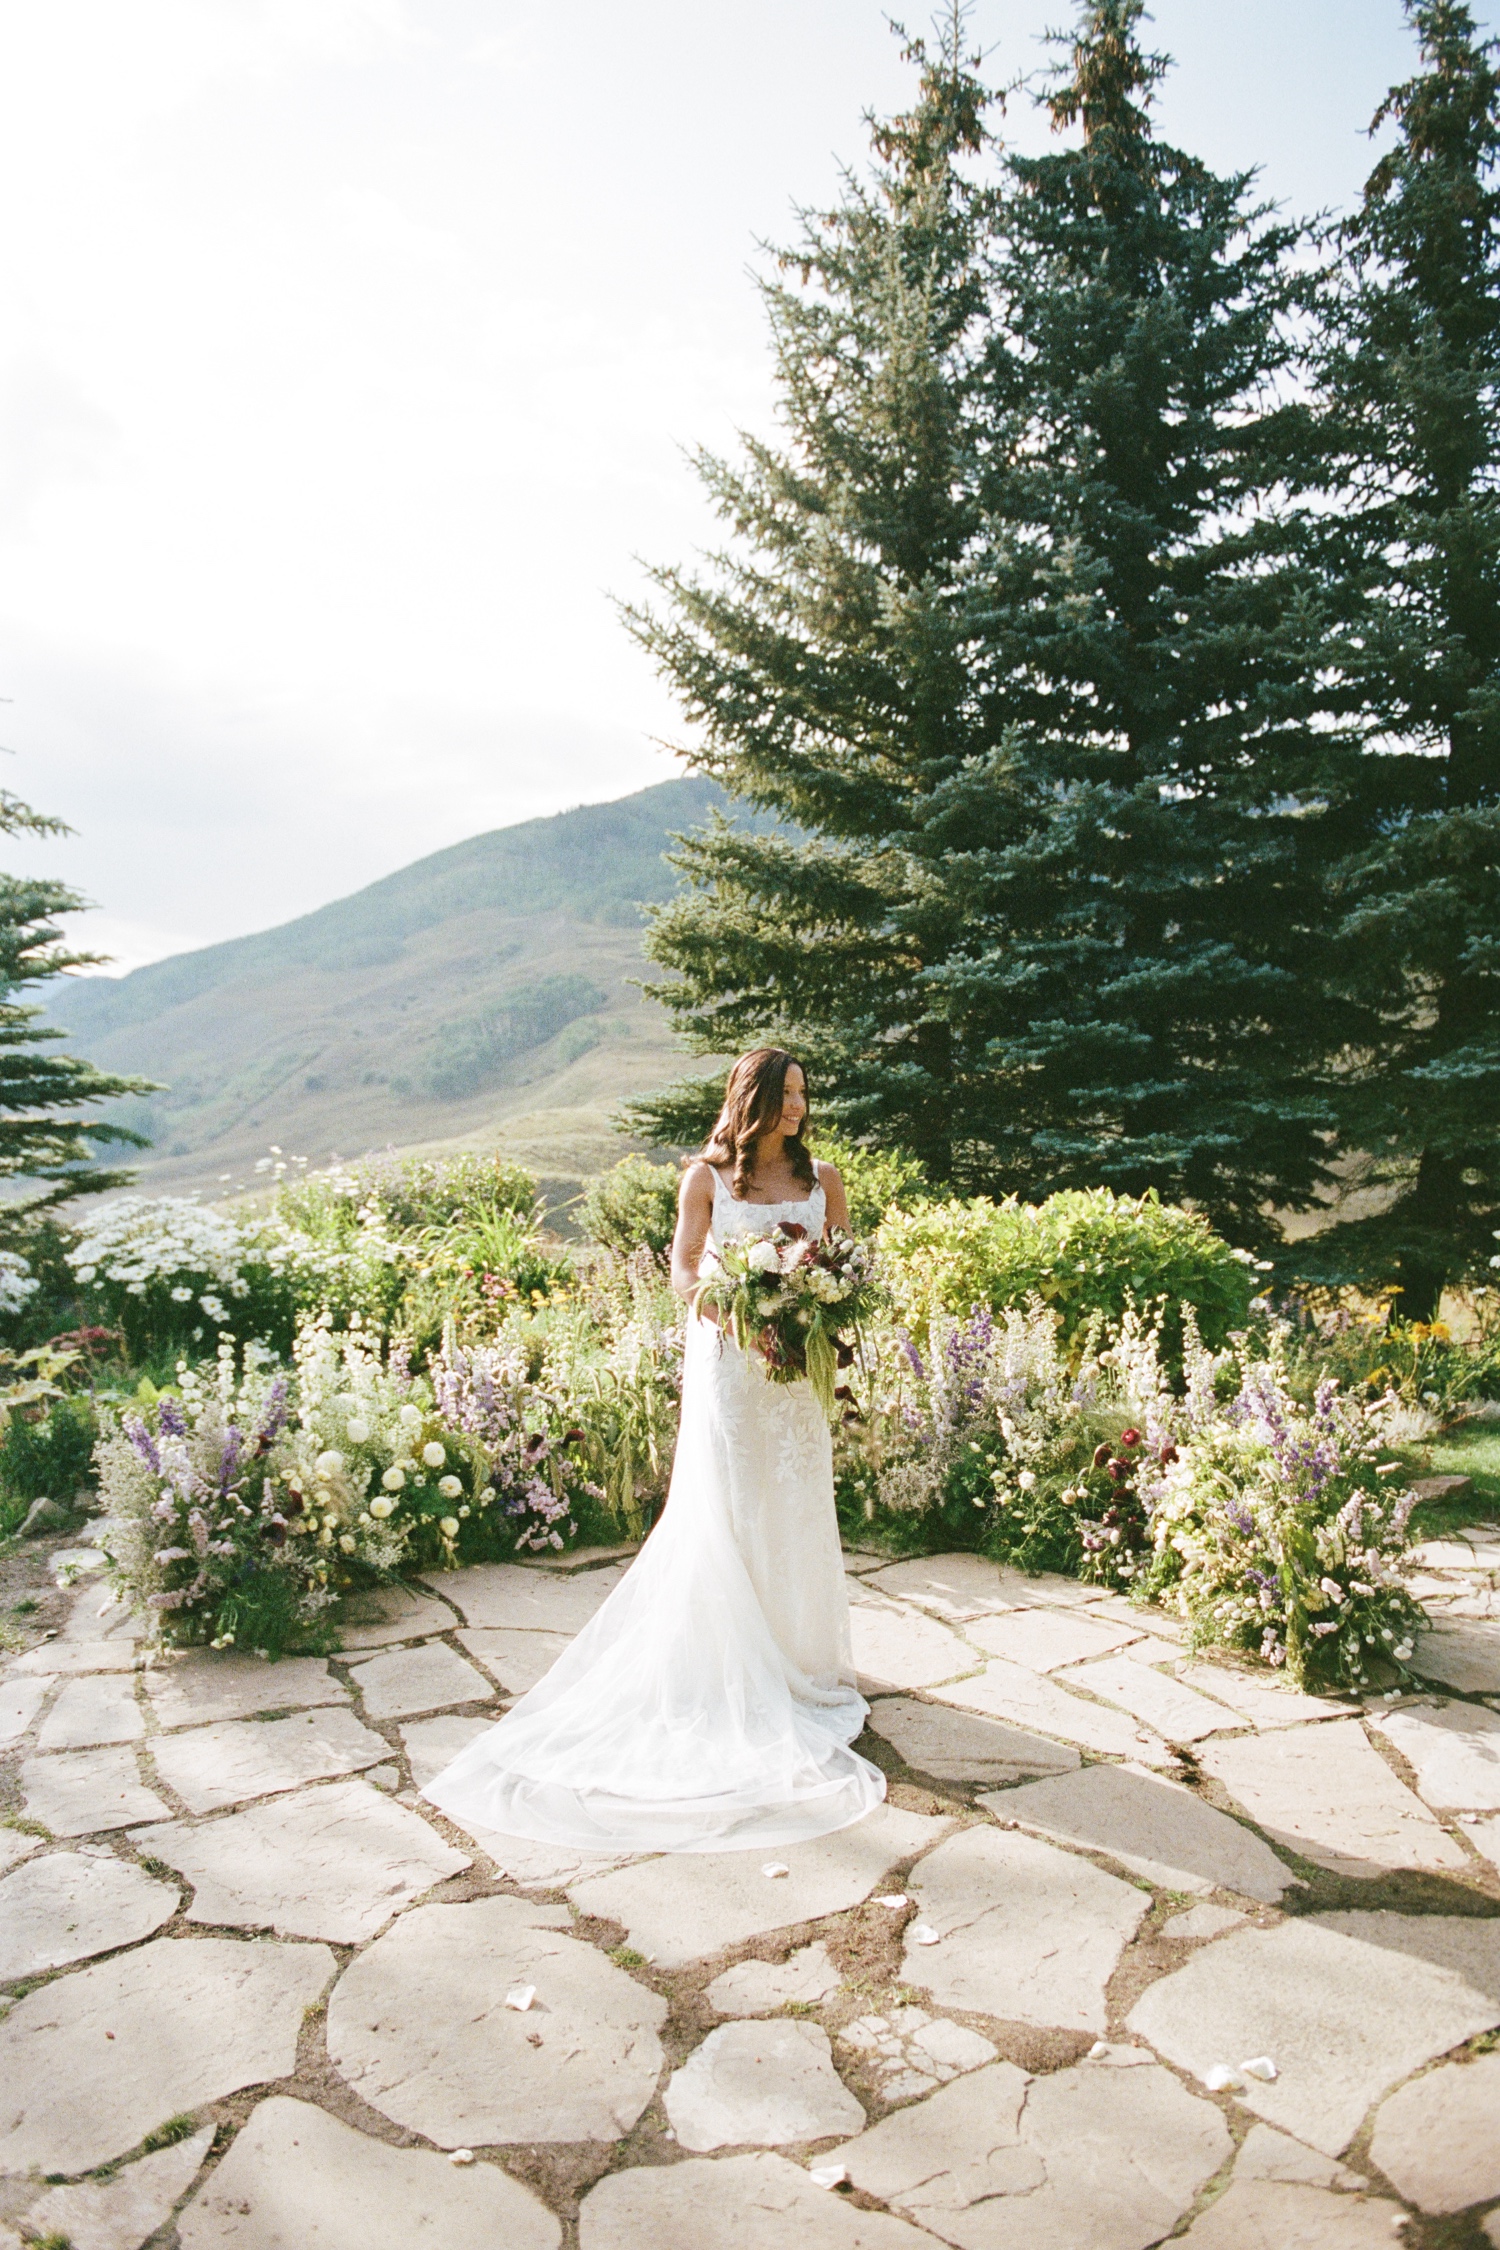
[[631, 4, 1345, 1250], [1311, 0, 1500, 1314], [0, 789, 150, 1206]]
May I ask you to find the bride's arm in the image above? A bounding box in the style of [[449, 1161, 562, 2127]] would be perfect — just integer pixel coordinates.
[[670, 1162, 718, 1306], [819, 1162, 851, 1237]]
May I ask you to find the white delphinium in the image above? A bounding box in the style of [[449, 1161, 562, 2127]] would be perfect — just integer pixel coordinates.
[[0, 1250, 38, 1315]]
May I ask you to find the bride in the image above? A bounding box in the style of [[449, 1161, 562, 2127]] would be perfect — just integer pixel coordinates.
[[422, 1046, 886, 1852]]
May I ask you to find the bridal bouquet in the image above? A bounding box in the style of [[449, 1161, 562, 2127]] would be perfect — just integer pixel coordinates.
[[695, 1224, 880, 1413]]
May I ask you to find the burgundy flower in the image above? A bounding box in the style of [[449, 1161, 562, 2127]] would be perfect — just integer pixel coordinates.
[[1120, 1428, 1141, 1449], [1107, 1459, 1131, 1483], [1092, 1443, 1113, 1468]]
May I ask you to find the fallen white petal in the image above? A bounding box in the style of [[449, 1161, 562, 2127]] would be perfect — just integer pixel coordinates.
[[809, 2165, 848, 2191], [505, 1984, 537, 2012], [909, 1923, 940, 1946], [1204, 2064, 1244, 2092], [1088, 2041, 1111, 2059], [872, 1893, 909, 1909], [1241, 2055, 1278, 2081], [449, 2149, 476, 2166], [762, 1862, 790, 1879]]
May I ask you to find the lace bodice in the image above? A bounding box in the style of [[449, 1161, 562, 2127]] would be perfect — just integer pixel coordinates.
[[709, 1164, 827, 1247]]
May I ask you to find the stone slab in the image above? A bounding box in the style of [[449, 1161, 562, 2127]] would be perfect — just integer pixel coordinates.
[[831, 2054, 1231, 2250], [665, 2018, 865, 2150], [1370, 1699, 1500, 1811], [866, 1696, 1080, 1785], [447, 1818, 637, 1888], [1235, 2124, 1364, 2190], [1462, 1812, 1500, 1873], [984, 1763, 1292, 1901], [346, 1641, 491, 1720], [1127, 1916, 1500, 2154], [175, 2095, 560, 2249], [62, 1586, 141, 1642], [1175, 2180, 1403, 2248], [398, 1713, 493, 1789], [1174, 1664, 1348, 1730], [36, 1671, 144, 1749], [22, 2126, 214, 2250], [933, 1660, 1175, 1765], [0, 1934, 334, 2173], [12, 1637, 137, 1673], [144, 1653, 347, 1729], [1368, 2050, 1500, 2213], [1161, 1904, 1248, 1940], [132, 1778, 469, 1941], [0, 1827, 43, 1872], [861, 1555, 1041, 1619], [1055, 1654, 1241, 1742], [0, 1848, 177, 1978], [904, 1824, 1146, 2033], [0, 1676, 50, 1745], [21, 1746, 169, 1836], [455, 1626, 572, 1693], [967, 1609, 1145, 1671], [334, 1581, 459, 1649], [150, 1707, 392, 1813], [327, 1894, 667, 2144], [1312, 1909, 1500, 2008], [568, 1803, 951, 1967], [1410, 1619, 1500, 1693], [419, 1560, 625, 1631], [850, 1605, 978, 1690], [578, 2150, 936, 2248], [707, 1941, 843, 2016], [1200, 1718, 1468, 1878], [839, 2004, 997, 2101]]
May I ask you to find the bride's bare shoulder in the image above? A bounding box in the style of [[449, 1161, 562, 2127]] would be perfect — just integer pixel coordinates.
[[679, 1160, 720, 1207]]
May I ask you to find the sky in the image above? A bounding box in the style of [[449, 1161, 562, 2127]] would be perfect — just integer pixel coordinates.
[[0, 0, 1479, 971]]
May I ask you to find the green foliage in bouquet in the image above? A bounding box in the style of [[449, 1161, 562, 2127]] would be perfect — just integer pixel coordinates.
[[878, 1189, 1258, 1362]]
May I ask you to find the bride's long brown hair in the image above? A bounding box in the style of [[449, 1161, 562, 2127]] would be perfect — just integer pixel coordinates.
[[700, 1047, 815, 1201]]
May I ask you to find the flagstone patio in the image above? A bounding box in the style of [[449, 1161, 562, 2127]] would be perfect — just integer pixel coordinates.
[[2, 1528, 1498, 2249]]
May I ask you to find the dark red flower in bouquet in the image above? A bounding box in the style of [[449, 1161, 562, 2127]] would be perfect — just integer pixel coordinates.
[[779, 1222, 808, 1241], [283, 1493, 304, 1516], [264, 1520, 287, 1545]]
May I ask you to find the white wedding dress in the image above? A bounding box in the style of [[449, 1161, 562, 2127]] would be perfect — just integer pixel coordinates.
[[422, 1165, 886, 1852]]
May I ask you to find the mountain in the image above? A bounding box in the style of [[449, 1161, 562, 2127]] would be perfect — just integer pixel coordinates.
[[44, 775, 732, 1204]]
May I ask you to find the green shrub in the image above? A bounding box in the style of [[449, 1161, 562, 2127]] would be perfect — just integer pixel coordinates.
[[878, 1188, 1255, 1360], [0, 1394, 99, 1524], [278, 1150, 539, 1239], [810, 1132, 931, 1236], [580, 1157, 681, 1258]]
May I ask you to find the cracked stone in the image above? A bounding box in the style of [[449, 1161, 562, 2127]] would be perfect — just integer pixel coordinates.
[[36, 1672, 144, 1750], [0, 1677, 50, 1746], [1410, 1619, 1500, 1693], [327, 1894, 667, 2144], [1127, 1916, 1500, 2154], [0, 1849, 177, 1978], [1368, 2051, 1500, 2213], [1174, 1665, 1348, 1730], [21, 2126, 214, 2250], [176, 2096, 560, 2249], [0, 1934, 334, 2173], [346, 1642, 491, 1720], [132, 1778, 469, 1942], [454, 1627, 572, 1693], [335, 1582, 459, 1649], [144, 1653, 347, 1730], [831, 2054, 1230, 2250], [578, 2150, 936, 2248], [664, 2019, 865, 2150], [866, 1696, 1080, 1784], [1199, 1718, 1468, 1877], [1174, 2181, 1403, 2247], [967, 1608, 1146, 1671], [1161, 1904, 1248, 1940], [903, 1824, 1146, 2033], [933, 1660, 1175, 1765], [706, 1941, 843, 2016], [1369, 1699, 1500, 1811], [984, 1762, 1292, 1901], [849, 1605, 977, 1690], [1054, 1654, 1240, 1742], [21, 1747, 169, 1835], [840, 2006, 996, 2098], [398, 1713, 493, 1789], [1235, 2124, 1365, 2189], [150, 1707, 392, 1814], [568, 1804, 950, 1967], [419, 1561, 625, 1632]]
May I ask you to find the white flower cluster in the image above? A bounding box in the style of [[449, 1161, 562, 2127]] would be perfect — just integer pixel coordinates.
[[68, 1196, 251, 1310], [0, 1250, 38, 1315]]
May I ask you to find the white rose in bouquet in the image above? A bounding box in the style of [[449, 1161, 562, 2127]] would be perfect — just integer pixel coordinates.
[[747, 1240, 781, 1273]]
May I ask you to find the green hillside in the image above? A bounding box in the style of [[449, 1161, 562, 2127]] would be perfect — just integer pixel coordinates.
[[47, 776, 732, 1203]]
